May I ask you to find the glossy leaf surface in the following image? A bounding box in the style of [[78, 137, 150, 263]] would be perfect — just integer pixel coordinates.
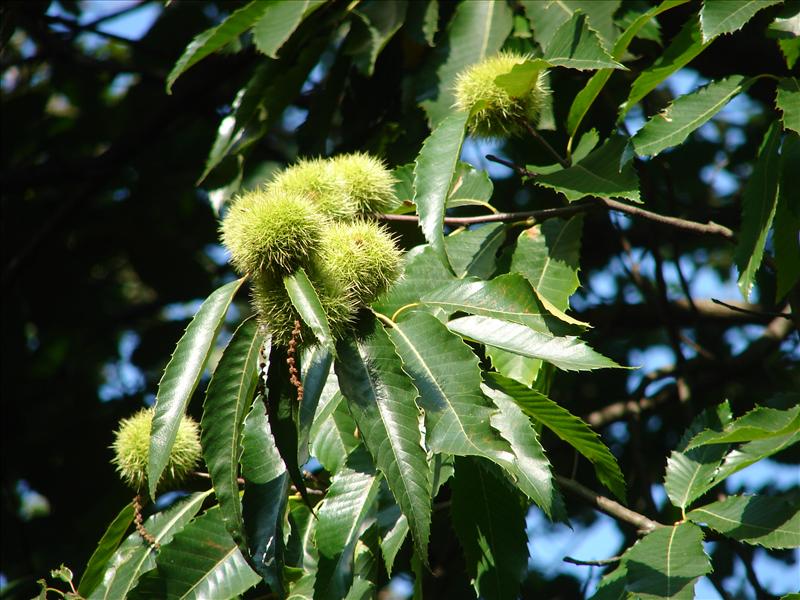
[[148, 278, 244, 500]]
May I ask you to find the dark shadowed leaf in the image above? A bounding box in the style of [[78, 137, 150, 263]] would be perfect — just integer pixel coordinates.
[[77, 502, 135, 597], [688, 493, 800, 549], [619, 17, 712, 119], [241, 398, 289, 594], [350, 0, 408, 76], [200, 317, 261, 550], [533, 136, 640, 203], [148, 278, 244, 500], [167, 3, 269, 93], [264, 342, 312, 507], [451, 457, 529, 600], [774, 133, 800, 300], [735, 120, 782, 300]]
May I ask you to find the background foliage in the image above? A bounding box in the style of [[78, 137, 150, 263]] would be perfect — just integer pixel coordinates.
[[2, 1, 799, 599]]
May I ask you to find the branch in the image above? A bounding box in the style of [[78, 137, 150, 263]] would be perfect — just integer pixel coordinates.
[[711, 298, 792, 320], [555, 475, 663, 533], [379, 198, 735, 239], [563, 555, 621, 567]]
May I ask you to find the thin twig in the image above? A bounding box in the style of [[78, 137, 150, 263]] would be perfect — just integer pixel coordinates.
[[563, 555, 621, 567], [521, 121, 571, 168], [555, 475, 663, 533], [379, 198, 735, 239], [711, 298, 792, 319], [486, 154, 535, 178]]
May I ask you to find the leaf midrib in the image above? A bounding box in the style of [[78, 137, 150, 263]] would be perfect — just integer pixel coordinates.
[[391, 322, 487, 457], [691, 507, 798, 536], [634, 80, 744, 155]]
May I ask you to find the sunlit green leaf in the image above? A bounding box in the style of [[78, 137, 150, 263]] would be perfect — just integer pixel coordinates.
[[445, 224, 505, 280], [700, 0, 782, 42], [310, 392, 361, 475], [335, 324, 432, 560], [664, 402, 733, 510], [709, 430, 800, 490], [315, 450, 381, 598], [130, 508, 260, 599], [413, 111, 468, 269], [385, 311, 513, 459], [511, 217, 583, 313], [200, 317, 261, 550], [735, 120, 782, 300], [686, 404, 800, 449], [632, 76, 751, 157], [420, 0, 513, 124], [486, 346, 541, 387], [422, 273, 572, 335], [89, 492, 211, 600], [543, 11, 623, 70], [589, 564, 628, 600], [284, 268, 335, 353], [688, 493, 800, 549], [623, 522, 711, 599], [522, 0, 620, 49], [252, 0, 324, 58], [148, 278, 244, 500], [448, 315, 622, 372], [484, 373, 626, 501], [298, 346, 333, 466], [373, 246, 456, 318]]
